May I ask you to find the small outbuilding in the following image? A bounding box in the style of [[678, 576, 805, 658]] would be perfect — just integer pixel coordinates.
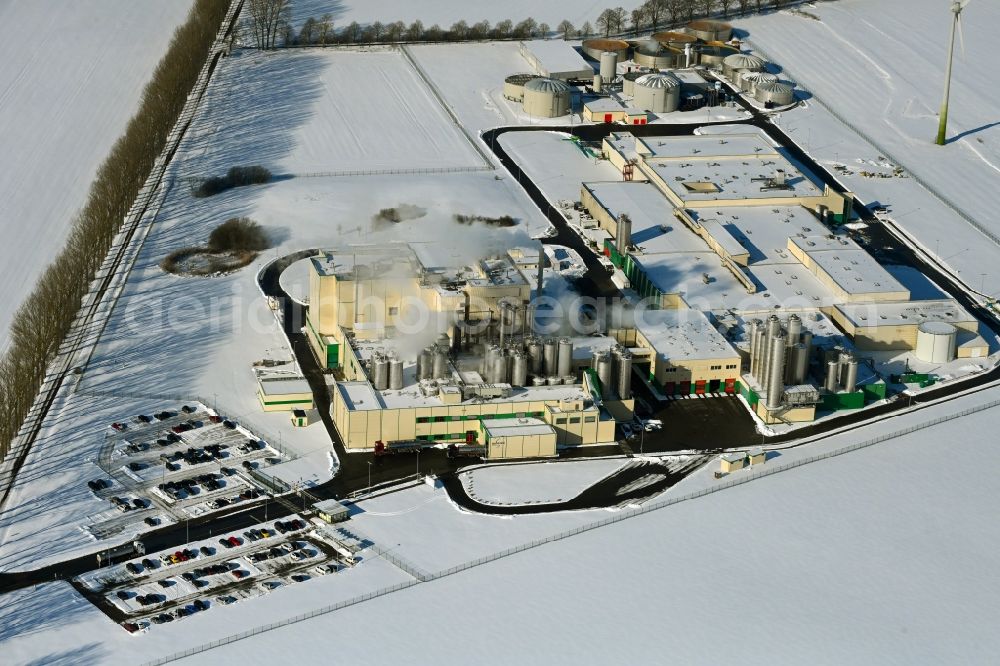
[[313, 499, 351, 523], [257, 376, 314, 412], [583, 98, 648, 125], [719, 452, 747, 473]]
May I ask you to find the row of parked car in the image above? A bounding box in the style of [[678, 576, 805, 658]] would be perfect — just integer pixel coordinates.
[[111, 496, 149, 513]]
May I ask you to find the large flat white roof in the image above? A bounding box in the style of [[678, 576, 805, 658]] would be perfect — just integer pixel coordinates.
[[482, 417, 555, 438], [790, 236, 907, 296], [377, 383, 591, 410], [647, 156, 823, 202], [520, 40, 593, 78], [635, 308, 740, 362], [835, 299, 977, 328], [258, 377, 312, 396], [638, 132, 780, 160], [338, 382, 385, 411], [687, 206, 820, 265], [583, 181, 708, 254]]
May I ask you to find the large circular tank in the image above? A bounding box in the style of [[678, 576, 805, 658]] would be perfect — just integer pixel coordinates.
[[687, 19, 732, 42], [503, 73, 535, 102], [651, 31, 698, 49], [739, 70, 777, 94], [915, 322, 958, 363], [622, 70, 645, 97], [522, 77, 572, 118], [754, 80, 795, 106], [511, 353, 528, 387], [633, 40, 683, 69], [633, 72, 681, 114], [722, 52, 766, 79], [372, 356, 389, 391], [698, 44, 740, 70], [526, 338, 543, 375], [388, 357, 404, 390], [557, 338, 573, 377], [582, 38, 630, 61], [543, 338, 558, 376], [599, 51, 618, 81], [418, 347, 435, 381]]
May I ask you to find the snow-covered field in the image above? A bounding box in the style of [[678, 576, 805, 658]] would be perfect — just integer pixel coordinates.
[[0, 0, 194, 347], [460, 458, 625, 505], [737, 0, 1000, 295]]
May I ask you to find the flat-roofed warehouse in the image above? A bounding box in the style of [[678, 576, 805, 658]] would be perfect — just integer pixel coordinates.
[[786, 235, 910, 304], [633, 309, 742, 395], [480, 417, 557, 459], [830, 299, 982, 351], [518, 40, 593, 81]]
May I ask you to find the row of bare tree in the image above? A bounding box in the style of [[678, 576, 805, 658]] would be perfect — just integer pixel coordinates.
[[243, 0, 798, 48], [0, 0, 232, 459]]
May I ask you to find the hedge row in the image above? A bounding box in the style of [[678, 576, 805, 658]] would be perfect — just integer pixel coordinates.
[[0, 0, 232, 458]]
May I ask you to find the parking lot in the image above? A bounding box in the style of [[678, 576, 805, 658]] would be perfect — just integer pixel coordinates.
[[84, 404, 292, 539], [77, 516, 361, 633]]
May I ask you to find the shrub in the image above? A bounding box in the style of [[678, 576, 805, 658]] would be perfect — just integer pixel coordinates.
[[207, 217, 270, 252], [193, 165, 271, 197]]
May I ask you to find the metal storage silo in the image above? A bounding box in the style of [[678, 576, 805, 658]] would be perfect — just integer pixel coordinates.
[[722, 52, 766, 79], [739, 71, 777, 94], [511, 353, 528, 387], [527, 338, 543, 375], [615, 349, 633, 399], [633, 40, 682, 69], [651, 31, 699, 50], [915, 322, 958, 363], [372, 355, 389, 391], [789, 343, 809, 385], [786, 314, 802, 346], [697, 45, 740, 70], [825, 360, 840, 392], [503, 73, 535, 102], [419, 347, 435, 381], [843, 360, 859, 394], [557, 338, 574, 377], [687, 19, 732, 42], [522, 77, 572, 118], [600, 51, 619, 81], [582, 38, 630, 61], [483, 344, 500, 378], [492, 353, 508, 384], [433, 348, 449, 380], [633, 72, 681, 114], [389, 357, 404, 390], [765, 334, 786, 409], [596, 352, 613, 397], [755, 81, 795, 106], [543, 339, 558, 376], [622, 70, 644, 97]]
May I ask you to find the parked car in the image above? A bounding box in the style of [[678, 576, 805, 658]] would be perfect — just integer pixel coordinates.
[[274, 521, 288, 534], [200, 546, 212, 556], [222, 420, 237, 429], [227, 536, 241, 547], [181, 405, 195, 414], [219, 538, 232, 549], [193, 599, 209, 611], [116, 590, 130, 600], [157, 579, 172, 588], [137, 414, 152, 424], [132, 498, 146, 509]]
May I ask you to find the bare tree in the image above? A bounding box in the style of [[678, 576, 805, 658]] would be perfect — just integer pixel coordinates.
[[318, 13, 334, 44], [596, 9, 615, 37], [514, 18, 538, 38], [494, 19, 513, 38], [754, 0, 764, 11], [719, 0, 733, 16], [630, 8, 647, 34], [737, 0, 750, 15], [701, 0, 716, 18], [449, 20, 469, 40], [245, 0, 290, 49], [425, 24, 444, 40], [644, 0, 665, 32], [299, 17, 317, 45], [342, 21, 362, 43], [370, 20, 385, 41], [406, 20, 424, 41], [580, 20, 593, 37], [538, 22, 550, 37], [612, 7, 628, 33], [557, 19, 575, 40], [469, 20, 491, 39], [386, 21, 405, 42]]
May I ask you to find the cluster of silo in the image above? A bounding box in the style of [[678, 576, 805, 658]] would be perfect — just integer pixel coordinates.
[[416, 342, 451, 383], [582, 38, 630, 61], [633, 40, 684, 69], [370, 351, 405, 391], [632, 72, 681, 114], [697, 44, 740, 70], [686, 19, 733, 42], [484, 336, 575, 386], [522, 77, 572, 118], [503, 73, 535, 102], [747, 314, 814, 409], [722, 52, 765, 80], [754, 80, 795, 106], [590, 346, 632, 399], [738, 70, 777, 95], [823, 349, 859, 394]]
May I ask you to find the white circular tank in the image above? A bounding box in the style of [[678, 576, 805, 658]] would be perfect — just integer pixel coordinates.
[[503, 73, 535, 102], [739, 70, 777, 94], [722, 53, 766, 79], [632, 72, 681, 114], [622, 70, 644, 96], [523, 77, 572, 118], [755, 80, 795, 106], [599, 51, 618, 81], [915, 322, 957, 363]]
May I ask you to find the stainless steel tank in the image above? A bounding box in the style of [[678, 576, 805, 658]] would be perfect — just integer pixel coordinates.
[[372, 355, 389, 390], [790, 343, 809, 385], [825, 360, 840, 392], [419, 347, 434, 381], [527, 338, 543, 375], [786, 314, 802, 346], [615, 349, 633, 399], [389, 357, 404, 390], [557, 338, 573, 377], [766, 334, 786, 409], [532, 376, 547, 387], [596, 352, 613, 398], [543, 338, 558, 376], [562, 375, 576, 385], [433, 348, 448, 380], [844, 360, 859, 394], [511, 353, 528, 387], [749, 319, 763, 379], [483, 344, 500, 378], [546, 376, 561, 386], [492, 354, 508, 384]]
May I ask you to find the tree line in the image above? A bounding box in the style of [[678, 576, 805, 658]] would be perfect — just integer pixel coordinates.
[[244, 0, 801, 49], [0, 0, 231, 459]]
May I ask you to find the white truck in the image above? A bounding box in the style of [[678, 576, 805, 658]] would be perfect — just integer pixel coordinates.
[[96, 540, 145, 566]]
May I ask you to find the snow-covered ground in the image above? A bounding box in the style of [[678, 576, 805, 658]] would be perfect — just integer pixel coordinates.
[[290, 0, 646, 31], [0, 0, 194, 347], [736, 0, 1000, 296], [460, 458, 625, 505]]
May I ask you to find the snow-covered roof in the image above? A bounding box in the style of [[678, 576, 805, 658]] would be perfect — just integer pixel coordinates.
[[258, 377, 312, 396], [834, 299, 976, 328], [723, 53, 766, 70], [635, 308, 740, 362], [635, 72, 681, 90], [524, 77, 571, 93], [338, 382, 385, 411], [789, 236, 907, 297], [519, 40, 593, 79], [482, 417, 555, 438], [582, 181, 707, 254]]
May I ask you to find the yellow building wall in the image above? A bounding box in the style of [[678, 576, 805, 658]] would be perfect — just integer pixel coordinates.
[[634, 328, 741, 386], [754, 402, 817, 425], [485, 434, 557, 459]]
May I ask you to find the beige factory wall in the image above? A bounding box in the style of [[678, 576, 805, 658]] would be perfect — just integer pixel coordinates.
[[257, 390, 313, 413], [486, 434, 557, 460], [634, 328, 740, 386], [826, 308, 979, 352], [755, 402, 817, 425]]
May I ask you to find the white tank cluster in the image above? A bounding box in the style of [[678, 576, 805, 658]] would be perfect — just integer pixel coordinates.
[[632, 72, 681, 114], [748, 314, 816, 409], [522, 77, 572, 118], [738, 70, 778, 95], [722, 52, 766, 79]]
